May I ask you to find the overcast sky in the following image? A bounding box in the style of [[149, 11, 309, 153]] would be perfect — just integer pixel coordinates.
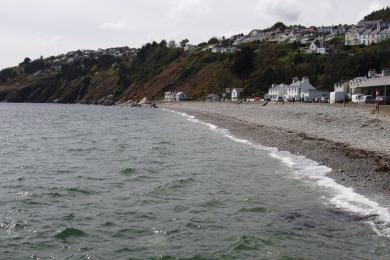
[[1, 0, 388, 69]]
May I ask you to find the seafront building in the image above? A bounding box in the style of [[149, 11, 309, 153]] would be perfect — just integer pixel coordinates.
[[266, 77, 329, 101], [334, 69, 390, 98], [231, 88, 244, 101], [353, 69, 390, 96]]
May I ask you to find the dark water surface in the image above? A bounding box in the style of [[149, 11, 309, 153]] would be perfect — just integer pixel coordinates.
[[0, 103, 389, 259]]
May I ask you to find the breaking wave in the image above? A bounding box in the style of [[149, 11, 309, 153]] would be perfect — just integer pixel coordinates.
[[163, 108, 390, 238]]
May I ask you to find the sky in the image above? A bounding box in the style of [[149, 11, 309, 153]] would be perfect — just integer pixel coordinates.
[[0, 0, 388, 69]]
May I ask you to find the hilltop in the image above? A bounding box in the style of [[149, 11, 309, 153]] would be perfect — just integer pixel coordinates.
[[0, 8, 390, 104], [364, 7, 390, 22]]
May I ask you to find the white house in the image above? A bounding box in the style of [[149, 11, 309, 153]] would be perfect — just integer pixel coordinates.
[[231, 88, 244, 101], [334, 81, 349, 95], [266, 84, 287, 99], [345, 27, 364, 46], [379, 26, 390, 41], [348, 77, 367, 94], [354, 69, 390, 97], [286, 77, 317, 100], [176, 92, 187, 102], [164, 91, 176, 102], [307, 40, 328, 55]]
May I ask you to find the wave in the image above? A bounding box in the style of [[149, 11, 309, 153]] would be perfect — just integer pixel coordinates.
[[163, 108, 390, 238], [55, 228, 87, 240]]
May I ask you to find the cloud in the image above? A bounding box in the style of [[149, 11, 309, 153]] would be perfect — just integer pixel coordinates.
[[256, 0, 301, 23], [98, 21, 134, 32], [166, 0, 212, 20], [35, 35, 61, 45]]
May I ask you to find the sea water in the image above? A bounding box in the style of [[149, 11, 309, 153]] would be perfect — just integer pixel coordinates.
[[0, 103, 389, 259]]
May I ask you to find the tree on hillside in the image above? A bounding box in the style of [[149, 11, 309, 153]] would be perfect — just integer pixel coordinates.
[[266, 22, 288, 32], [23, 57, 31, 64], [159, 40, 168, 48], [208, 37, 219, 45], [180, 39, 189, 48], [230, 47, 255, 88], [168, 40, 177, 48], [364, 7, 390, 21]]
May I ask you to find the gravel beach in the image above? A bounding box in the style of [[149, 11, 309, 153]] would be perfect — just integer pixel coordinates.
[[161, 102, 390, 200]]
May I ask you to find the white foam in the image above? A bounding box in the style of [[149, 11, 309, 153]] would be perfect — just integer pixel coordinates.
[[163, 108, 390, 238]]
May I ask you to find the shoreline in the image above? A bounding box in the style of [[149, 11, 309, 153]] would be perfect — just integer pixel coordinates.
[[161, 102, 390, 203]]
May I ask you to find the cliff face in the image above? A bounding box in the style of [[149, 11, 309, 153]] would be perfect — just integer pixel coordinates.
[[1, 39, 390, 104]]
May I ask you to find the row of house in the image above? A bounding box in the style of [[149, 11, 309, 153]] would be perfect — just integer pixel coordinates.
[[46, 47, 137, 68], [201, 44, 241, 54], [345, 21, 390, 46], [232, 25, 349, 46], [334, 69, 390, 98], [266, 77, 330, 101]]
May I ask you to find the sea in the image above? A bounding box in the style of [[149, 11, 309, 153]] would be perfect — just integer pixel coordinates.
[[0, 103, 389, 259]]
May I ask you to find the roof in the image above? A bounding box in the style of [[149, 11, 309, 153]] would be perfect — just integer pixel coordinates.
[[379, 28, 390, 34], [288, 79, 316, 90], [358, 76, 390, 88], [350, 77, 367, 82]]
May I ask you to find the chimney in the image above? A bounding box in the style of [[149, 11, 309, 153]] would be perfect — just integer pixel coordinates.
[[382, 69, 390, 77], [293, 77, 299, 83], [368, 69, 376, 78], [302, 77, 309, 83]]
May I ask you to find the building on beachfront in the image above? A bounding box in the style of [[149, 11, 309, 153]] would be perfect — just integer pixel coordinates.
[[164, 91, 176, 102], [334, 81, 350, 98], [353, 69, 390, 97], [348, 76, 367, 94], [285, 77, 314, 100], [285, 77, 329, 101], [176, 92, 187, 102], [266, 84, 287, 100], [231, 88, 244, 101]]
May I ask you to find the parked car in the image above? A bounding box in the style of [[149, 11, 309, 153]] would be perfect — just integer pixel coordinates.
[[321, 97, 330, 103], [276, 96, 283, 102], [356, 95, 376, 104], [376, 96, 390, 105], [303, 97, 312, 103], [286, 97, 295, 102], [352, 94, 364, 103]]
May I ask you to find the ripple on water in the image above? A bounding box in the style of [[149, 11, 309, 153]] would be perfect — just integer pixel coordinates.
[[238, 207, 268, 213], [112, 227, 149, 239], [153, 178, 195, 193], [55, 228, 87, 240], [66, 187, 94, 195], [120, 167, 136, 176]]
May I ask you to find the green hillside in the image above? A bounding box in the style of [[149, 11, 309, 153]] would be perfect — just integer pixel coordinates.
[[364, 7, 390, 21], [1, 7, 390, 103]]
